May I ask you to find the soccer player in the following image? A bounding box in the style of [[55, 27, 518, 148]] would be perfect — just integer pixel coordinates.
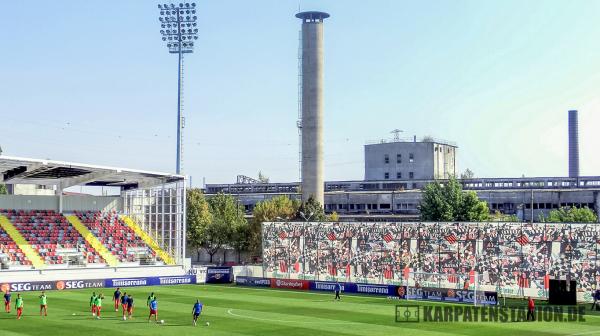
[[90, 291, 97, 317], [146, 292, 156, 307], [4, 290, 11, 313], [39, 291, 48, 316], [334, 281, 342, 301], [591, 288, 600, 311], [192, 300, 202, 326], [15, 294, 23, 320], [94, 294, 103, 319], [148, 296, 158, 323], [126, 294, 134, 319], [527, 296, 535, 321], [113, 288, 121, 312], [121, 292, 128, 318]]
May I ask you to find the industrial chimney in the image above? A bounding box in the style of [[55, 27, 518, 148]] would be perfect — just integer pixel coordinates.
[[568, 110, 580, 178], [296, 11, 329, 205]]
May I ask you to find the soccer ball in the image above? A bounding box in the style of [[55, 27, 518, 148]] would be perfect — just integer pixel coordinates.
[[206, 322, 210, 326], [160, 320, 165, 324]]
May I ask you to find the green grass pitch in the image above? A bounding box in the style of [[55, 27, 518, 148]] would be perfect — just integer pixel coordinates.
[[1, 284, 599, 336]]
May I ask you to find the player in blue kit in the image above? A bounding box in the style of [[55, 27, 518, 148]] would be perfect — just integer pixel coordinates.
[[113, 288, 121, 312], [192, 300, 203, 326], [148, 297, 158, 323], [4, 291, 11, 313]]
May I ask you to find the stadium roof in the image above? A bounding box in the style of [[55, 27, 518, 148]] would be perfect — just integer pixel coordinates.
[[0, 155, 184, 190]]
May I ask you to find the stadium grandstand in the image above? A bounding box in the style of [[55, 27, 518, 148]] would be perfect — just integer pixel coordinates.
[[0, 155, 186, 274]]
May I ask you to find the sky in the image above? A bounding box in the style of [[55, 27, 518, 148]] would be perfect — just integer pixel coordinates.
[[1, 0, 599, 186]]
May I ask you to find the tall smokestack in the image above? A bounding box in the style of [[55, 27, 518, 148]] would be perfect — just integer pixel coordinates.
[[296, 11, 329, 205], [568, 110, 580, 178]]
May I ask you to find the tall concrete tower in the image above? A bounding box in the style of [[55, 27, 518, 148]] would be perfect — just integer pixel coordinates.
[[296, 11, 329, 205], [568, 110, 580, 178]]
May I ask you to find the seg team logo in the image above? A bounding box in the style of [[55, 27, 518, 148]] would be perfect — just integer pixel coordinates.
[[1, 283, 9, 293], [447, 289, 455, 298], [56, 281, 66, 290], [397, 286, 405, 297]]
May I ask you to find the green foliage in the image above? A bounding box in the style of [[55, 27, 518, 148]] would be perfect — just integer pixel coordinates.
[[206, 193, 247, 262], [489, 210, 520, 222], [419, 178, 490, 221], [327, 211, 340, 222], [186, 188, 213, 257], [250, 195, 301, 253], [0, 184, 7, 195], [186, 190, 248, 263], [297, 196, 326, 221], [542, 206, 598, 223], [460, 168, 475, 180]]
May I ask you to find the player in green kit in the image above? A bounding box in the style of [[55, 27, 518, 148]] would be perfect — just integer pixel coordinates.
[[90, 292, 97, 317], [146, 292, 156, 307], [94, 293, 103, 319], [15, 294, 23, 320], [39, 291, 48, 316]]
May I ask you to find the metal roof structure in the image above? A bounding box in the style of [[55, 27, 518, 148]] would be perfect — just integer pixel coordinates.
[[0, 155, 184, 190]]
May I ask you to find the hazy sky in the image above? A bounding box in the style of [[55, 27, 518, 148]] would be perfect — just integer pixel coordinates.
[[1, 0, 599, 186]]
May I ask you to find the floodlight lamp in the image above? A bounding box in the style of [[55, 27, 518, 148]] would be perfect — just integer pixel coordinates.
[[179, 3, 183, 7], [193, 28, 198, 33], [192, 16, 197, 20], [158, 4, 162, 9], [169, 3, 174, 8], [162, 37, 167, 41], [192, 10, 196, 14]]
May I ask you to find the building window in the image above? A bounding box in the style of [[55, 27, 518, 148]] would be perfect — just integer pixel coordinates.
[[384, 154, 389, 164], [409, 153, 414, 163], [396, 172, 402, 179], [384, 172, 389, 179], [396, 154, 402, 163], [409, 172, 414, 179]]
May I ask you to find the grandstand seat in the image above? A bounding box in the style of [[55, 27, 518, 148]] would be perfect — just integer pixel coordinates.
[[0, 210, 104, 266], [75, 210, 157, 263]]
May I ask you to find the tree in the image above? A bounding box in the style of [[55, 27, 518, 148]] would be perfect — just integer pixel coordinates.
[[250, 195, 301, 253], [419, 177, 490, 221], [460, 168, 475, 180], [327, 211, 340, 222], [257, 171, 270, 183], [421, 135, 434, 142], [186, 188, 212, 261], [542, 206, 598, 223], [206, 193, 247, 264], [297, 196, 326, 221], [0, 184, 7, 195], [231, 219, 251, 263], [489, 210, 520, 222]]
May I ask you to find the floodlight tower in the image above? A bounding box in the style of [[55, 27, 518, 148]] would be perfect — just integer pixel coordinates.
[[157, 2, 199, 175]]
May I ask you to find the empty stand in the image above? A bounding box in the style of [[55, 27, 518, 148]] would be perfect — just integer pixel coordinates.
[[0, 210, 104, 266], [0, 221, 30, 267], [75, 211, 157, 263]]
